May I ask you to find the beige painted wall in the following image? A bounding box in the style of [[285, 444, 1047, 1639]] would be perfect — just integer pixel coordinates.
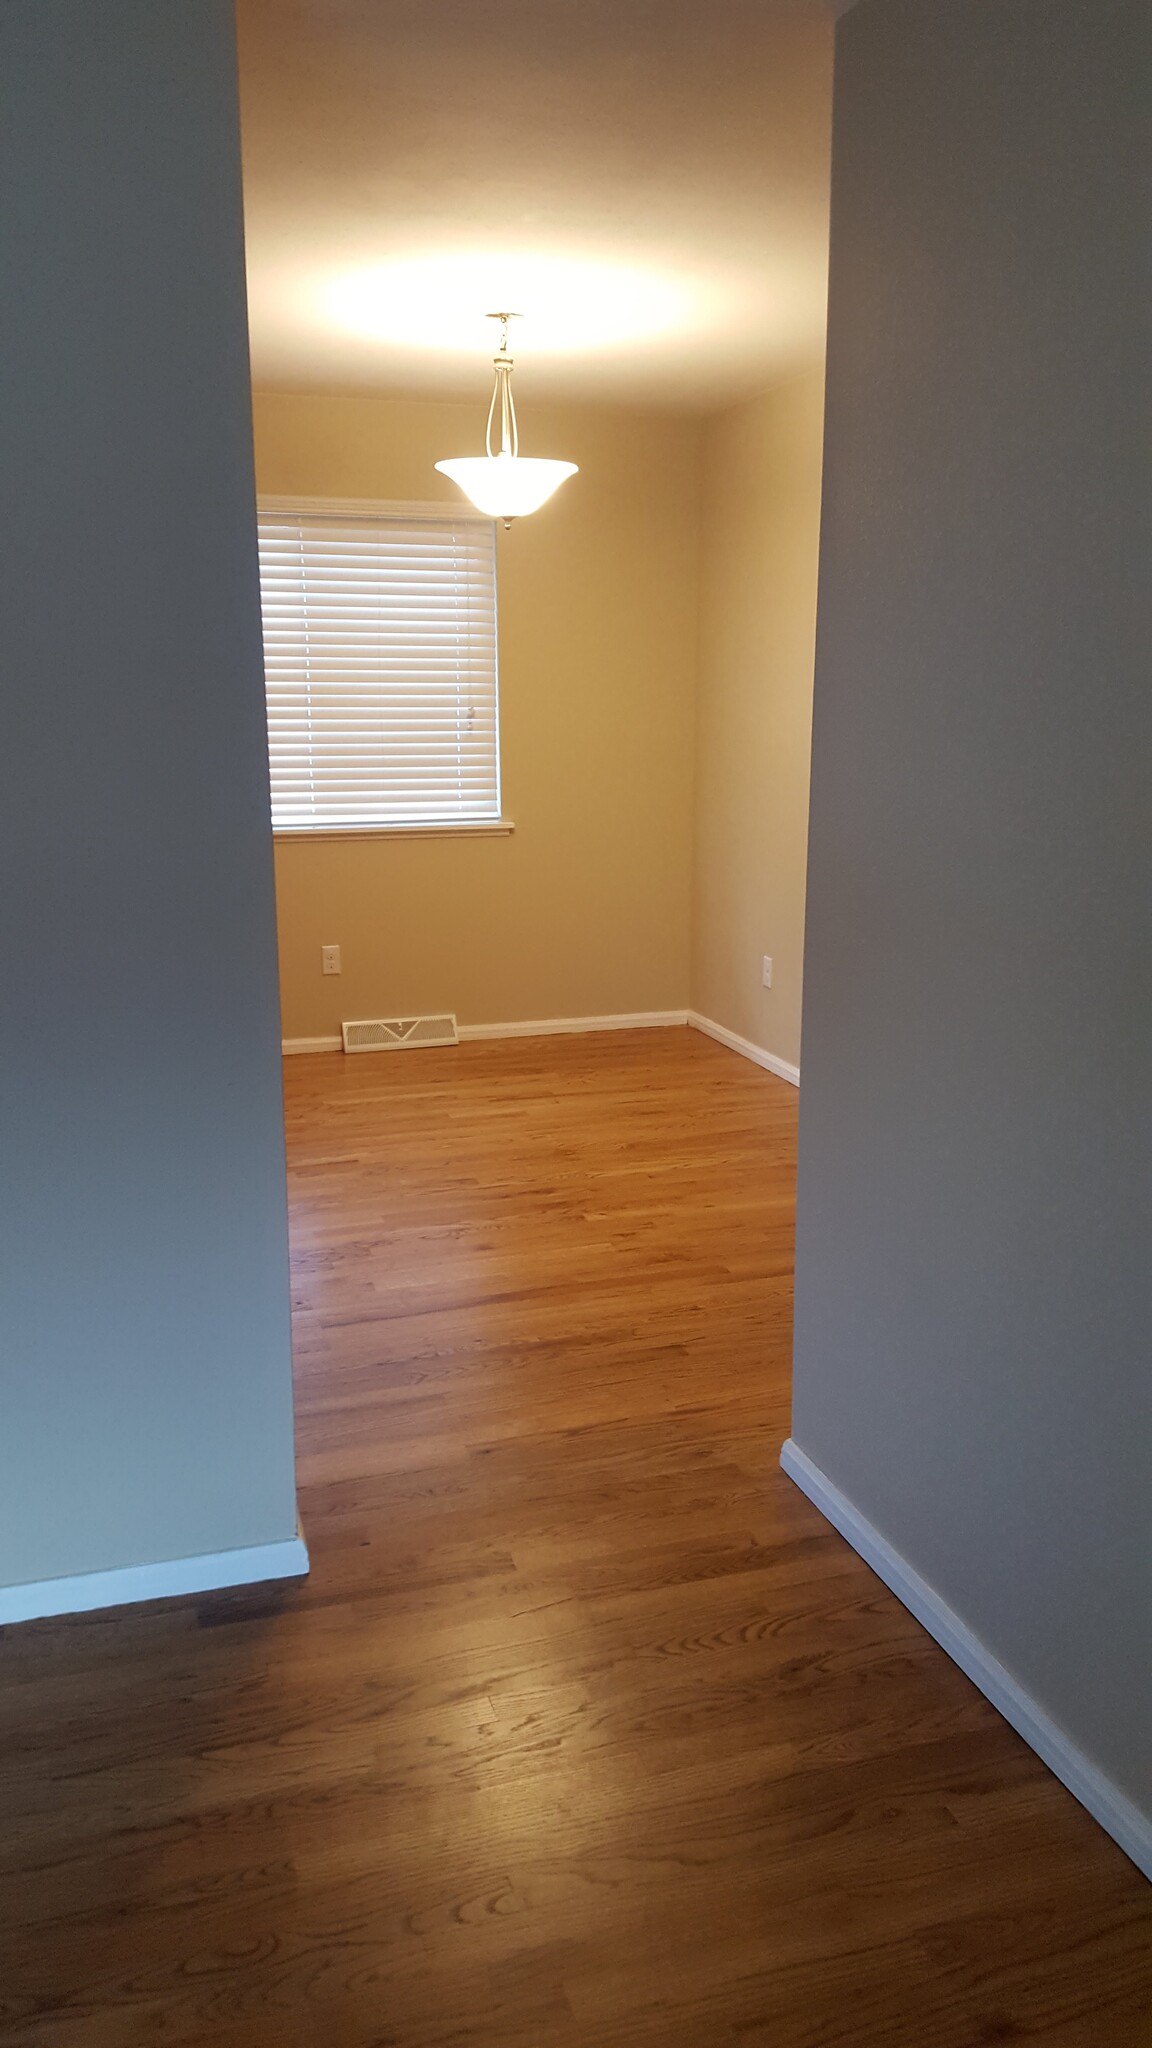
[[253, 392, 700, 1037], [691, 367, 825, 1070]]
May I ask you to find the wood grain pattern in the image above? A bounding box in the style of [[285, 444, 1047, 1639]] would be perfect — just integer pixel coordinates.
[[1, 1027, 1149, 2045]]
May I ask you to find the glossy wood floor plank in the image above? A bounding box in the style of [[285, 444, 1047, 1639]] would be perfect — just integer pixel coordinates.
[[1, 1028, 1149, 2045]]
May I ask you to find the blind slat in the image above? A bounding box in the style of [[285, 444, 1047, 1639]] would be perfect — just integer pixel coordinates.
[[258, 503, 500, 832]]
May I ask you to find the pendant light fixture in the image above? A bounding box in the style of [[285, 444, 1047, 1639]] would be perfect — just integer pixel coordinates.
[[435, 313, 577, 526]]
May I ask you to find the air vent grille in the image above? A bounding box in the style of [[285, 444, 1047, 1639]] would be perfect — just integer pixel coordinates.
[[341, 1014, 459, 1054]]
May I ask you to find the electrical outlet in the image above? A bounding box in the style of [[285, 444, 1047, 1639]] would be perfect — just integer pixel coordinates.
[[762, 955, 773, 988], [321, 944, 341, 976]]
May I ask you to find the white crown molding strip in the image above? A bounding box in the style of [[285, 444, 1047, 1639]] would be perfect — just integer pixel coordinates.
[[0, 1529, 310, 1627], [780, 1438, 1152, 1884], [687, 1012, 800, 1087]]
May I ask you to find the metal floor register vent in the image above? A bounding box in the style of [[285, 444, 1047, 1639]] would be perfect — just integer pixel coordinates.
[[341, 1015, 459, 1054]]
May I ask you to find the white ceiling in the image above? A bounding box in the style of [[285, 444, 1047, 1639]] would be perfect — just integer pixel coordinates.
[[235, 0, 834, 411]]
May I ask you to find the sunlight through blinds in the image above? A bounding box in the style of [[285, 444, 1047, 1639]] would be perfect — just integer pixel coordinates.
[[257, 501, 500, 830]]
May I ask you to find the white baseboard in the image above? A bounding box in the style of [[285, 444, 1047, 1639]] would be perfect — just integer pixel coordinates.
[[458, 1010, 688, 1041], [780, 1438, 1152, 1883], [283, 1015, 799, 1076], [688, 1011, 800, 1086], [0, 1529, 310, 1627], [283, 1015, 687, 1054]]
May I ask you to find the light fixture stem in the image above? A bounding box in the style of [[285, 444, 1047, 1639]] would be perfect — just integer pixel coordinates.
[[485, 311, 520, 460]]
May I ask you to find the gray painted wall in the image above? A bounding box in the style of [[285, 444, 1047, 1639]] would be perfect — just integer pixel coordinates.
[[0, 0, 300, 1586], [792, 1, 1150, 1814]]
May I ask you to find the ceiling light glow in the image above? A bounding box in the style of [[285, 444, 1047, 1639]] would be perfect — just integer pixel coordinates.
[[326, 251, 695, 357]]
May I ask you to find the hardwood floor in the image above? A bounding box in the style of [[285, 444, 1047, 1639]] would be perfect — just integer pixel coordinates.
[[1, 1027, 1149, 2045]]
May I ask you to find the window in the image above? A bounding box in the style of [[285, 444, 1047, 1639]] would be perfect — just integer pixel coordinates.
[[257, 498, 501, 833]]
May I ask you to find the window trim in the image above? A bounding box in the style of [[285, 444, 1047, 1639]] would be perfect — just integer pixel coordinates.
[[257, 495, 506, 840], [273, 820, 515, 843]]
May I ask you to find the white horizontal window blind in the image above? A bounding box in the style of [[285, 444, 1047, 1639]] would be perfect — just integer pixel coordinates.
[[257, 499, 500, 831]]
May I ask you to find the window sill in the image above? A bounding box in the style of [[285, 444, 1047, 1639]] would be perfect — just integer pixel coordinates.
[[273, 819, 515, 843]]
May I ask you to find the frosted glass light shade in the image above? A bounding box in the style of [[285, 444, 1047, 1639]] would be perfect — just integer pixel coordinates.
[[435, 453, 578, 520]]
